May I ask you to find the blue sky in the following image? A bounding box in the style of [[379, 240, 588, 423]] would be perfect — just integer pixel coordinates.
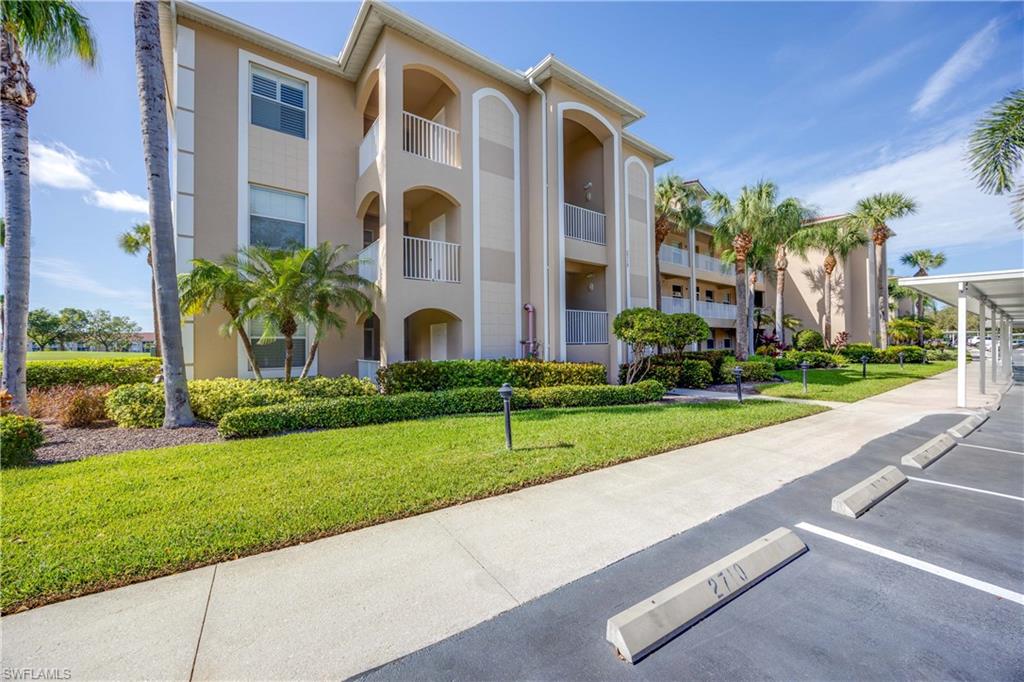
[[8, 1, 1023, 328]]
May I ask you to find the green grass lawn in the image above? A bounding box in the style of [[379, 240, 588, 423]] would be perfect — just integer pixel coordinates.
[[757, 361, 957, 402], [26, 350, 148, 361], [2, 400, 824, 612]]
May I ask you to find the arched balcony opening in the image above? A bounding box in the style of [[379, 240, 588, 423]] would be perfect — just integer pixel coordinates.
[[358, 70, 381, 176], [404, 308, 462, 361], [562, 112, 612, 246], [357, 312, 381, 384], [356, 191, 381, 284], [402, 187, 461, 283], [565, 260, 609, 345], [403, 65, 460, 168]]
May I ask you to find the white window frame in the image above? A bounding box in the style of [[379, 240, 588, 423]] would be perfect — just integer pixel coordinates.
[[237, 51, 317, 378], [249, 64, 307, 139]]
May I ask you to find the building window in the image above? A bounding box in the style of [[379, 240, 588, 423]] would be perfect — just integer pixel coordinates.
[[723, 337, 732, 349], [723, 292, 730, 304], [249, 318, 306, 371], [705, 290, 714, 302], [363, 314, 380, 361], [671, 284, 683, 298], [706, 338, 715, 350], [250, 65, 307, 138], [250, 186, 306, 250], [754, 291, 764, 308]]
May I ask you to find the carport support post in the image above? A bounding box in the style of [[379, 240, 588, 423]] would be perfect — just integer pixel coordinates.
[[1004, 316, 1013, 379], [990, 304, 998, 385], [978, 298, 986, 396], [956, 282, 968, 408]]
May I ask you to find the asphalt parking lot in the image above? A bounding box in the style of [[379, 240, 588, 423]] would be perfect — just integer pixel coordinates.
[[361, 385, 1024, 680]]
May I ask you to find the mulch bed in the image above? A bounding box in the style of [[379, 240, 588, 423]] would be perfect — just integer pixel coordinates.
[[35, 420, 222, 464]]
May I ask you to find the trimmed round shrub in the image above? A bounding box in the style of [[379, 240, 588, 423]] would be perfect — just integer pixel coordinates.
[[783, 350, 846, 369], [1, 415, 44, 467], [676, 359, 713, 389], [794, 329, 824, 351], [839, 343, 878, 362], [773, 356, 797, 371], [217, 381, 665, 439], [879, 345, 926, 364], [20, 357, 161, 389], [927, 348, 955, 362], [29, 384, 111, 427], [376, 359, 606, 394], [719, 358, 776, 383], [105, 376, 378, 428]]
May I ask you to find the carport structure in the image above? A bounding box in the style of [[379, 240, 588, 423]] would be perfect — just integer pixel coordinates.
[[898, 269, 1023, 407]]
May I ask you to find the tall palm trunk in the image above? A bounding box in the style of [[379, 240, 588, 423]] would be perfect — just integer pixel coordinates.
[[877, 238, 889, 349], [822, 253, 837, 345], [774, 247, 787, 343], [146, 252, 161, 357], [134, 0, 194, 427], [1, 29, 35, 415], [748, 269, 757, 355], [916, 294, 925, 346], [280, 315, 297, 382], [866, 237, 878, 346], [732, 233, 751, 360], [653, 217, 672, 311], [299, 338, 320, 379]]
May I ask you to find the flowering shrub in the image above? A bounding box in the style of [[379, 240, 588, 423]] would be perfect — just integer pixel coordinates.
[[1, 415, 44, 467]]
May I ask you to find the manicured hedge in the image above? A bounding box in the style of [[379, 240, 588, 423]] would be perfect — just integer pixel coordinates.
[[839, 343, 877, 362], [618, 358, 714, 389], [1, 415, 44, 467], [376, 359, 607, 394], [926, 348, 956, 362], [783, 350, 848, 369], [839, 344, 928, 364], [16, 358, 162, 389], [217, 381, 665, 438], [772, 356, 797, 371], [106, 376, 378, 428], [719, 358, 776, 383]]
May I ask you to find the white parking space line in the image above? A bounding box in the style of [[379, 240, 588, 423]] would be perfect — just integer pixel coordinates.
[[795, 522, 1024, 606], [906, 477, 1024, 502], [957, 443, 1024, 457]]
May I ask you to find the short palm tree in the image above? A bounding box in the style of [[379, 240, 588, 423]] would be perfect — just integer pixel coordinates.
[[178, 258, 264, 378], [297, 242, 375, 379], [900, 248, 946, 344], [237, 246, 314, 382], [135, 0, 193, 426], [758, 195, 810, 343], [710, 181, 781, 359], [967, 89, 1024, 229], [850, 192, 918, 349], [792, 217, 868, 346], [653, 175, 705, 309], [117, 222, 161, 356], [2, 0, 96, 414]]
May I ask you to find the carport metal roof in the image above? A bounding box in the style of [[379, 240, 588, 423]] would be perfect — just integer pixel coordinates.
[[897, 269, 1023, 322]]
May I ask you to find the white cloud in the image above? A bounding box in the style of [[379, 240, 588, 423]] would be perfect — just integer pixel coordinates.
[[33, 256, 150, 309], [29, 141, 99, 191], [88, 189, 149, 214], [832, 40, 924, 98], [912, 19, 1000, 115], [801, 136, 1016, 255]]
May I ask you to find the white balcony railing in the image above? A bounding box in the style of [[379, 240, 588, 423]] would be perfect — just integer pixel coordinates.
[[566, 309, 608, 345], [357, 359, 380, 385], [661, 296, 691, 314], [697, 300, 738, 319], [359, 118, 380, 176], [564, 203, 606, 245], [403, 235, 460, 283], [357, 239, 379, 283], [694, 252, 736, 276], [403, 111, 460, 168], [660, 244, 689, 266]]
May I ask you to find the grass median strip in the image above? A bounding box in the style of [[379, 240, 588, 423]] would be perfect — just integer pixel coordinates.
[[2, 400, 824, 612], [757, 361, 956, 402]]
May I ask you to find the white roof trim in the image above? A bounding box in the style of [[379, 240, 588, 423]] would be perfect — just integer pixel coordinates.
[[523, 54, 645, 124], [622, 130, 673, 166], [898, 269, 1024, 320]]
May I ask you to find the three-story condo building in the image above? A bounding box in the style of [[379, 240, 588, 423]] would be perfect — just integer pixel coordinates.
[[162, 0, 748, 381]]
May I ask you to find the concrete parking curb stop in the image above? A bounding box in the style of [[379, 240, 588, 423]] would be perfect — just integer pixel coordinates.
[[900, 433, 956, 469], [947, 413, 988, 439], [831, 466, 908, 517], [605, 527, 807, 664]]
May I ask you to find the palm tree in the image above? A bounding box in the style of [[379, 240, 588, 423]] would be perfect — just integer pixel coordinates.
[[899, 248, 946, 344], [135, 0, 193, 426], [792, 217, 868, 346], [758, 194, 810, 342], [2, 1, 96, 414], [967, 89, 1023, 229], [653, 175, 705, 309], [237, 246, 313, 382], [297, 243, 375, 379], [709, 181, 780, 359], [850, 192, 918, 349], [178, 258, 264, 378], [117, 222, 161, 357]]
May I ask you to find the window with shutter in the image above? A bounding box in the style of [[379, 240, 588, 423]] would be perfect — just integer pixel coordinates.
[[250, 65, 307, 139]]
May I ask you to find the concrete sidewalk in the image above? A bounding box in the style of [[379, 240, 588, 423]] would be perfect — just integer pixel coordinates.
[[1, 367, 1011, 680]]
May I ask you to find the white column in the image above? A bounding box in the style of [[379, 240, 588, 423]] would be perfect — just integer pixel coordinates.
[[990, 304, 998, 385], [688, 227, 698, 351], [956, 282, 968, 408], [978, 299, 986, 396], [1004, 316, 1013, 379]]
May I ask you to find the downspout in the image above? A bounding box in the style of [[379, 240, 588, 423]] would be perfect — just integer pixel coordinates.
[[523, 303, 536, 357], [528, 76, 549, 361]]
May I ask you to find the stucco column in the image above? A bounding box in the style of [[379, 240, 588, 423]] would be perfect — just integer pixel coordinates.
[[688, 227, 697, 351], [1004, 316, 1013, 379], [380, 55, 405, 364], [990, 303, 998, 385], [978, 298, 986, 395], [956, 282, 967, 408]]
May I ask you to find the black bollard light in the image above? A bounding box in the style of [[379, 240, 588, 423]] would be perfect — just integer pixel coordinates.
[[732, 365, 744, 404], [800, 360, 810, 394], [499, 383, 513, 450], [860, 355, 868, 378], [898, 351, 905, 369]]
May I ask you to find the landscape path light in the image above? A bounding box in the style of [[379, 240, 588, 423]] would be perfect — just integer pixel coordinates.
[[800, 360, 810, 394], [499, 383, 513, 450], [898, 351, 905, 369], [731, 365, 744, 404], [860, 355, 869, 378]]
